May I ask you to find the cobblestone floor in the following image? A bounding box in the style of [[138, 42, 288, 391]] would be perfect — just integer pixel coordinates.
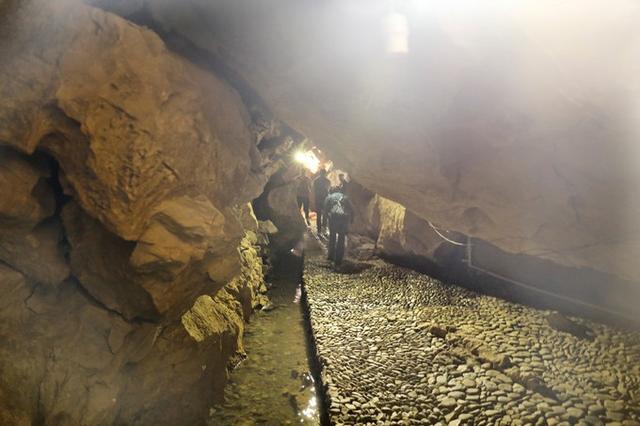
[[303, 249, 640, 426]]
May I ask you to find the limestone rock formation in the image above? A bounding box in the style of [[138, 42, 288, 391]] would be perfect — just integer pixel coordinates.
[[0, 260, 261, 425], [347, 183, 380, 239], [223, 232, 270, 320], [2, 0, 639, 423], [0, 217, 70, 287], [106, 0, 640, 291], [0, 210, 269, 426], [0, 1, 279, 424], [1, 0, 280, 315], [376, 196, 448, 262], [253, 165, 308, 254], [347, 188, 461, 266], [61, 201, 157, 320], [263, 182, 307, 252], [0, 148, 53, 233], [130, 196, 227, 275], [347, 187, 640, 318]]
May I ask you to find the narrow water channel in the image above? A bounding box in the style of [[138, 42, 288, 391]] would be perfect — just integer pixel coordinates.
[[209, 252, 321, 425]]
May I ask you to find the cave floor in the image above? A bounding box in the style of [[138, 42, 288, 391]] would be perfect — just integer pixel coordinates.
[[209, 253, 320, 426], [303, 237, 640, 425]]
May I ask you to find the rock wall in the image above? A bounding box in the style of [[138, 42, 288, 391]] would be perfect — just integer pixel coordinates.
[[102, 0, 640, 300], [0, 148, 70, 287], [346, 182, 456, 265], [345, 181, 639, 321], [253, 164, 308, 254], [0, 1, 286, 424], [0, 231, 266, 425]]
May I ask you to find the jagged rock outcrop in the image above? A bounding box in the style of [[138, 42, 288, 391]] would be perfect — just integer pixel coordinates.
[[252, 165, 308, 254], [1, 0, 277, 314], [0, 198, 269, 426], [0, 257, 263, 425], [264, 182, 307, 252], [103, 0, 640, 295], [347, 183, 380, 239], [376, 197, 450, 261], [346, 181, 458, 265], [0, 217, 70, 288], [0, 148, 53, 233], [0, 1, 280, 424]]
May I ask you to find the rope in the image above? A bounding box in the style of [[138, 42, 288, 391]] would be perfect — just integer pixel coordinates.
[[466, 252, 636, 321], [425, 223, 634, 321], [427, 220, 467, 246]]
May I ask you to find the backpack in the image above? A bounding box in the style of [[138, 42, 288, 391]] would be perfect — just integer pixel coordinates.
[[330, 195, 348, 218]]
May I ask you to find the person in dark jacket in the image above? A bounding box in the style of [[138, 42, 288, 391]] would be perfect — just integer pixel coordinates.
[[337, 173, 349, 194], [296, 174, 312, 226], [324, 188, 354, 266], [312, 169, 331, 234]]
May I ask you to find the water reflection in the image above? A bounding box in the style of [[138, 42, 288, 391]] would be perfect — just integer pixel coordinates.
[[294, 285, 302, 304], [208, 254, 320, 425], [301, 395, 318, 421]]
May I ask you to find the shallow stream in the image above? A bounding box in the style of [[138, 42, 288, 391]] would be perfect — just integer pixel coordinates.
[[209, 253, 321, 425]]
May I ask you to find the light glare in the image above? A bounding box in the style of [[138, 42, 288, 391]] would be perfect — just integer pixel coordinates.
[[294, 150, 320, 173], [385, 12, 409, 53]]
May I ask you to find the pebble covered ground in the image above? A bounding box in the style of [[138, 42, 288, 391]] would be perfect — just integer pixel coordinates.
[[303, 252, 640, 426]]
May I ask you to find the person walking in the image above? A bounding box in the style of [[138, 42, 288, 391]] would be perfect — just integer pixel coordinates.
[[324, 188, 354, 267], [312, 169, 331, 234], [296, 174, 312, 226], [337, 173, 349, 194]]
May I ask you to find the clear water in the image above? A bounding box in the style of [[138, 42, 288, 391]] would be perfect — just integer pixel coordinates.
[[209, 253, 320, 426]]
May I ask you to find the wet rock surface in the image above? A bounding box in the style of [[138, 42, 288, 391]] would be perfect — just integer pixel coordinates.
[[304, 254, 640, 425]]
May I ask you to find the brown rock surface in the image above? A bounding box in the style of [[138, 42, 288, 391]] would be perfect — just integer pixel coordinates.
[[129, 195, 228, 278], [261, 179, 307, 253], [347, 182, 380, 239], [2, 0, 638, 424], [0, 147, 54, 234], [0, 147, 69, 285], [348, 191, 462, 265], [61, 201, 158, 320], [111, 0, 640, 287], [0, 218, 70, 287], [376, 196, 449, 261], [0, 260, 257, 425], [2, 0, 272, 238], [0, 1, 281, 423], [1, 0, 277, 318]]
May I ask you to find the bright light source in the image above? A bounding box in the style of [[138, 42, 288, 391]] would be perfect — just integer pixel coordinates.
[[385, 12, 409, 54], [294, 150, 320, 173]]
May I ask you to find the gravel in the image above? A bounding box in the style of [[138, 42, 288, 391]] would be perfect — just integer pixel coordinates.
[[303, 256, 640, 425]]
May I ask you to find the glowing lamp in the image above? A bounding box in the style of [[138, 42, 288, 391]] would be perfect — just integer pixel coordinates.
[[294, 150, 320, 173], [385, 12, 409, 54]]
